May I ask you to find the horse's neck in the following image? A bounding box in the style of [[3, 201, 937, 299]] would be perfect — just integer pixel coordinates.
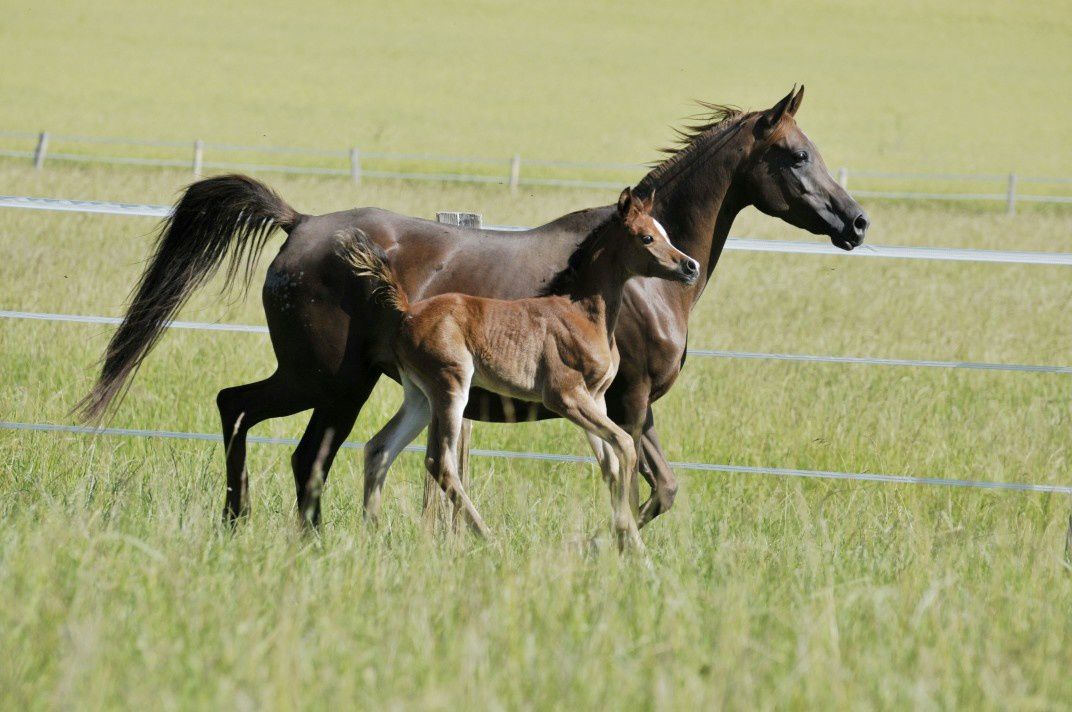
[[651, 144, 748, 308]]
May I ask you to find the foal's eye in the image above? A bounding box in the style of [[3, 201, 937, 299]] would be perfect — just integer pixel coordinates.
[[793, 150, 809, 164], [641, 234, 654, 245]]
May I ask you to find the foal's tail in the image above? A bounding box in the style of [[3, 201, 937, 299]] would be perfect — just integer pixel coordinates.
[[75, 174, 303, 423], [341, 230, 410, 314]]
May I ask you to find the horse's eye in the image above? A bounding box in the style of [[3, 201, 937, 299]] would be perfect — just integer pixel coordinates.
[[793, 150, 809, 164], [641, 234, 654, 245]]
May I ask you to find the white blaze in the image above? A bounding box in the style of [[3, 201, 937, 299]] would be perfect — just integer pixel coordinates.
[[651, 218, 670, 243]]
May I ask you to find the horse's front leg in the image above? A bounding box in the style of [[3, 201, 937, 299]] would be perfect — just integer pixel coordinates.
[[605, 383, 654, 522], [636, 408, 679, 528]]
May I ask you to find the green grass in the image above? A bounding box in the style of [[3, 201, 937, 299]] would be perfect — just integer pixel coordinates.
[[1, 164, 1071, 708], [3, 0, 1072, 705], [1, 0, 1070, 176]]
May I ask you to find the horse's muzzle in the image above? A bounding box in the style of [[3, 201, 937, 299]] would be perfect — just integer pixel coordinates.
[[833, 211, 869, 251]]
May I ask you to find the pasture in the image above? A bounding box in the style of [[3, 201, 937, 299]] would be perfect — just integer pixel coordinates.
[[3, 0, 1072, 707], [2, 163, 1071, 708], [2, 1, 1071, 176]]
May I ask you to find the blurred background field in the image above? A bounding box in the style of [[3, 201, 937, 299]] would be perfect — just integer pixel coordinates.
[[1, 1, 1071, 709], [1, 0, 1070, 177]]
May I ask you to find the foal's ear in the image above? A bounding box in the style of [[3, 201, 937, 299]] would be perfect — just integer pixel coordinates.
[[640, 189, 656, 214], [617, 186, 635, 216], [757, 85, 799, 139]]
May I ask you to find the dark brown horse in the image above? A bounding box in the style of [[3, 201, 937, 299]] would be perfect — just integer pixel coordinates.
[[77, 87, 868, 529]]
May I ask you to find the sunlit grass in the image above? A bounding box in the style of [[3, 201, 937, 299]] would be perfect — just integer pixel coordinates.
[[1, 163, 1071, 707]]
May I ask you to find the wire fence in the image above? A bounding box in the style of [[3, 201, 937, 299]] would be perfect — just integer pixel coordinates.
[[3, 129, 1072, 211], [4, 194, 1072, 265], [1, 191, 1070, 495], [4, 309, 1071, 375], [4, 421, 1070, 495]]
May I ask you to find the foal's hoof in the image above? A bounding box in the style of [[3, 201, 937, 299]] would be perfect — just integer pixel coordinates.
[[615, 528, 647, 555], [565, 533, 613, 559]]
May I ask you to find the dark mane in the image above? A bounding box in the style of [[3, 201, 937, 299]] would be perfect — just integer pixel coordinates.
[[637, 102, 753, 195], [539, 214, 620, 297]]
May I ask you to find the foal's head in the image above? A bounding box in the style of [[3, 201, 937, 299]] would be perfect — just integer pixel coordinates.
[[615, 187, 698, 285]]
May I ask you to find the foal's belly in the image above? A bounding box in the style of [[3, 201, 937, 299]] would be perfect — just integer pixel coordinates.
[[470, 360, 542, 403]]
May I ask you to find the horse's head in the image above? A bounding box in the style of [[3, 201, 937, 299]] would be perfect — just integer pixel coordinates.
[[618, 187, 699, 284], [741, 87, 869, 250]]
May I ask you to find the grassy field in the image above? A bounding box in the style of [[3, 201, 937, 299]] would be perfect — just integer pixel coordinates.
[[1, 1, 1070, 176], [1, 163, 1071, 708], [2, 0, 1072, 707]]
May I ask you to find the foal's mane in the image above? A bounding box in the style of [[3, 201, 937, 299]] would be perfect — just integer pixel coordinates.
[[636, 102, 752, 195], [539, 214, 620, 297]]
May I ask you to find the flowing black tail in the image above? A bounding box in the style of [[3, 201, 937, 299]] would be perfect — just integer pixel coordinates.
[[75, 174, 303, 422]]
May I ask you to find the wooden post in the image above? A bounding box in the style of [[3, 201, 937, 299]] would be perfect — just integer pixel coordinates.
[[421, 210, 482, 532], [32, 131, 49, 170], [436, 211, 481, 229], [349, 147, 362, 184], [192, 139, 204, 178], [509, 153, 522, 193], [837, 167, 848, 189], [1006, 172, 1017, 216]]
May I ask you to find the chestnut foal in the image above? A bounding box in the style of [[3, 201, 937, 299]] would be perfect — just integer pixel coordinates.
[[346, 188, 697, 548]]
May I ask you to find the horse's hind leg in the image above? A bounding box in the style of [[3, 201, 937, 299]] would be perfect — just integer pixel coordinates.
[[290, 404, 360, 528], [217, 372, 310, 524], [290, 372, 380, 528], [363, 374, 431, 523]]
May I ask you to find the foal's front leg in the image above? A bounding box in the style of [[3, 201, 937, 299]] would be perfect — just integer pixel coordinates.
[[550, 387, 643, 551]]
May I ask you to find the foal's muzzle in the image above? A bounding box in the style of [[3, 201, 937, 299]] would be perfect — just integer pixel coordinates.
[[678, 258, 699, 284]]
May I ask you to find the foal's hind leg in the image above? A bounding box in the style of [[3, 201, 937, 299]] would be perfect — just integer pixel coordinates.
[[419, 371, 488, 537], [217, 372, 311, 524], [363, 374, 431, 523], [425, 410, 489, 537]]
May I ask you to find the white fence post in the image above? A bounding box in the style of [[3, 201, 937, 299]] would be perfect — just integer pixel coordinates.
[[837, 167, 848, 189], [192, 140, 204, 178], [33, 132, 49, 170], [1006, 172, 1017, 216], [509, 153, 521, 193], [421, 210, 481, 531], [349, 147, 362, 184]]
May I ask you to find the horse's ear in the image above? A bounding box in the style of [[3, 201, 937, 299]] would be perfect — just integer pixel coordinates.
[[617, 187, 634, 216], [757, 86, 797, 139], [788, 85, 804, 117]]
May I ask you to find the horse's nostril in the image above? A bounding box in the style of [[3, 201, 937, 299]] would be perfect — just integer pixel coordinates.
[[853, 213, 870, 235], [682, 259, 698, 275]]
